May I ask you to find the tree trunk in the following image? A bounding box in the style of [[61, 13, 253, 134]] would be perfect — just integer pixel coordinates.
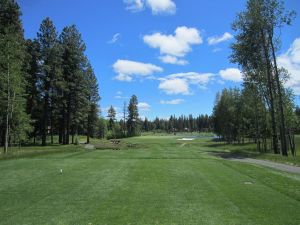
[[59, 125, 62, 144], [261, 29, 279, 154], [4, 60, 10, 154], [62, 108, 65, 144], [50, 117, 54, 144], [87, 113, 90, 144], [269, 33, 288, 156], [66, 100, 71, 145], [60, 104, 65, 144], [42, 93, 49, 146], [50, 109, 54, 144], [288, 130, 295, 156], [50, 86, 55, 144]]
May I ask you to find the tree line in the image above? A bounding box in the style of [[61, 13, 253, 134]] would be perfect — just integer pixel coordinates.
[[1, 0, 299, 158], [213, 0, 297, 156], [212, 87, 297, 154], [101, 101, 213, 139], [0, 0, 100, 153], [142, 115, 213, 133]]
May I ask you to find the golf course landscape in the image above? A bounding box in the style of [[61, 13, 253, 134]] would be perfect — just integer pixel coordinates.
[[1, 0, 300, 224], [1, 135, 300, 225]]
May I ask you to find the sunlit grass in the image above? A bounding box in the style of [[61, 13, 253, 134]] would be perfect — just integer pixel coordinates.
[[0, 135, 299, 224]]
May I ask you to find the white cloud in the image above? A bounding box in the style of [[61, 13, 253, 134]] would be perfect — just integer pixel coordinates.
[[144, 27, 202, 57], [159, 78, 189, 95], [146, 0, 176, 14], [160, 99, 184, 105], [124, 0, 144, 12], [278, 38, 300, 95], [108, 33, 121, 44], [113, 59, 163, 81], [158, 72, 214, 95], [124, 0, 176, 14], [208, 32, 233, 45], [159, 55, 188, 65], [212, 48, 222, 53], [115, 95, 125, 99], [138, 102, 151, 111], [114, 91, 129, 99], [168, 72, 213, 85], [143, 26, 202, 64], [219, 68, 243, 82]]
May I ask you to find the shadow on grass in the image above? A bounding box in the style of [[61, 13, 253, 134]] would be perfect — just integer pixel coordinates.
[[208, 150, 259, 159], [203, 140, 262, 160], [0, 145, 82, 160]]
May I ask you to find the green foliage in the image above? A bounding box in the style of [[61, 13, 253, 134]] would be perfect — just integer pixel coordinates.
[[0, 0, 31, 151], [106, 123, 124, 139], [213, 88, 242, 143], [1, 3, 101, 148], [36, 17, 61, 145], [85, 62, 100, 143], [107, 105, 116, 131], [97, 117, 108, 139], [127, 95, 140, 137], [24, 39, 42, 141], [230, 0, 296, 155], [141, 115, 213, 133]]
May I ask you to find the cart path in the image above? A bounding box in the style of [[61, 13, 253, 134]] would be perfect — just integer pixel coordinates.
[[227, 157, 300, 174]]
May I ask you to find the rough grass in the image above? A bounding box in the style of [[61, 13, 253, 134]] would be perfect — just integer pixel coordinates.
[[0, 135, 299, 224], [206, 135, 300, 166]]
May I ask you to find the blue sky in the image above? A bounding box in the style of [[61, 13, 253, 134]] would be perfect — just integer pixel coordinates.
[[18, 0, 300, 119]]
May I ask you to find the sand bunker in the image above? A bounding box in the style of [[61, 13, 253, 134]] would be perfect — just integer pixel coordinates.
[[177, 138, 195, 141]]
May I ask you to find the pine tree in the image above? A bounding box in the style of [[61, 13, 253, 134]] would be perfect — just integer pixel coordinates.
[[122, 101, 127, 136], [127, 95, 140, 137], [37, 17, 61, 145], [85, 62, 100, 143], [107, 106, 116, 131], [0, 0, 31, 153], [24, 39, 42, 143], [59, 25, 87, 144]]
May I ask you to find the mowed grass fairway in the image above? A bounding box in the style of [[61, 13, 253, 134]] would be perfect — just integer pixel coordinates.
[[1, 136, 300, 225]]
